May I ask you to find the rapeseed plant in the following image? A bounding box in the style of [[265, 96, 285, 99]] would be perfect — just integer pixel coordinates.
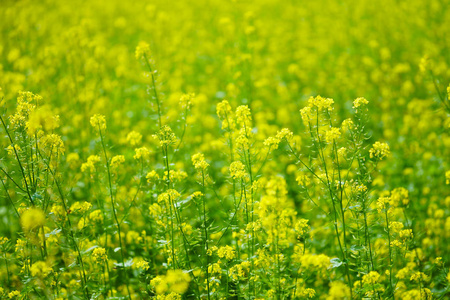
[[1, 0, 450, 299]]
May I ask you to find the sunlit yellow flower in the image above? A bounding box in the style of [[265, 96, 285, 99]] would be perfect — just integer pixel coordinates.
[[21, 208, 46, 231], [90, 114, 106, 130]]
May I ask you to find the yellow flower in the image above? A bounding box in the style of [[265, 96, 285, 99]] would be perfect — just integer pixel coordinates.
[[126, 230, 141, 244], [229, 161, 246, 179], [325, 127, 341, 143], [77, 217, 87, 230], [190, 191, 203, 200], [419, 55, 429, 73], [6, 144, 21, 156], [410, 271, 428, 282], [276, 128, 294, 141], [300, 106, 312, 126], [296, 174, 310, 186], [81, 155, 101, 172], [391, 187, 409, 206], [399, 229, 413, 240], [0, 237, 9, 246], [389, 221, 404, 233], [151, 270, 191, 295], [89, 209, 104, 223], [217, 245, 236, 260], [70, 201, 92, 214], [50, 205, 65, 220], [377, 196, 390, 213], [134, 147, 151, 160], [216, 100, 235, 130], [30, 261, 52, 278], [327, 281, 350, 300], [158, 189, 181, 204], [308, 95, 334, 111], [295, 219, 310, 238], [40, 134, 65, 155], [8, 291, 20, 299], [236, 128, 251, 150], [342, 119, 354, 130], [26, 105, 60, 135], [163, 170, 188, 181], [181, 223, 193, 235], [153, 125, 177, 148], [135, 41, 150, 59], [146, 170, 160, 183], [300, 253, 331, 271], [301, 288, 316, 299], [136, 259, 150, 271], [92, 247, 108, 262], [110, 155, 125, 168], [337, 147, 347, 158], [235, 105, 252, 127], [263, 136, 280, 148], [149, 203, 162, 217], [21, 208, 46, 231], [352, 97, 369, 111], [90, 114, 106, 130], [179, 93, 194, 109], [66, 152, 80, 168], [192, 153, 209, 170], [126, 131, 142, 146], [216, 100, 232, 118], [369, 141, 390, 160], [362, 271, 380, 285]]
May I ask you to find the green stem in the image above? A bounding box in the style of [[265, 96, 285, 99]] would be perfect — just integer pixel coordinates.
[[143, 53, 162, 129], [201, 170, 211, 300], [98, 127, 132, 300], [384, 210, 395, 299]]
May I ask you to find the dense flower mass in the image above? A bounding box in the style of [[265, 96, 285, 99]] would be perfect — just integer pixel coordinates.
[[369, 141, 391, 160], [1, 0, 450, 299]]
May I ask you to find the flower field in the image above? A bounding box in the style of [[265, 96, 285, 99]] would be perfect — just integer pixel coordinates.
[[1, 0, 450, 299]]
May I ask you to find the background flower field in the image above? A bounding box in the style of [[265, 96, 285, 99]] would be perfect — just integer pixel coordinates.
[[1, 0, 450, 299]]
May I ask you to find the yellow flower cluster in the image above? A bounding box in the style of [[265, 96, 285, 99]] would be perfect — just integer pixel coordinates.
[[217, 245, 236, 260], [30, 261, 52, 278], [20, 208, 45, 232], [126, 131, 142, 146], [229, 161, 246, 179], [325, 127, 341, 143], [1, 0, 449, 298], [110, 154, 125, 168], [153, 125, 177, 147], [308, 95, 334, 111], [90, 114, 106, 131], [362, 271, 380, 285], [369, 141, 390, 160], [135, 41, 150, 60], [92, 247, 108, 262], [191, 153, 209, 170], [352, 97, 369, 112], [81, 155, 101, 172], [134, 146, 151, 160], [150, 270, 191, 295]]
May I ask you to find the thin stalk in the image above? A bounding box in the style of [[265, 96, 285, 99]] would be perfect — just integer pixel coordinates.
[[0, 176, 20, 218], [37, 148, 90, 300], [0, 114, 34, 205], [143, 53, 162, 129], [384, 210, 395, 299], [98, 127, 132, 300], [201, 170, 211, 300], [243, 122, 255, 296]]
